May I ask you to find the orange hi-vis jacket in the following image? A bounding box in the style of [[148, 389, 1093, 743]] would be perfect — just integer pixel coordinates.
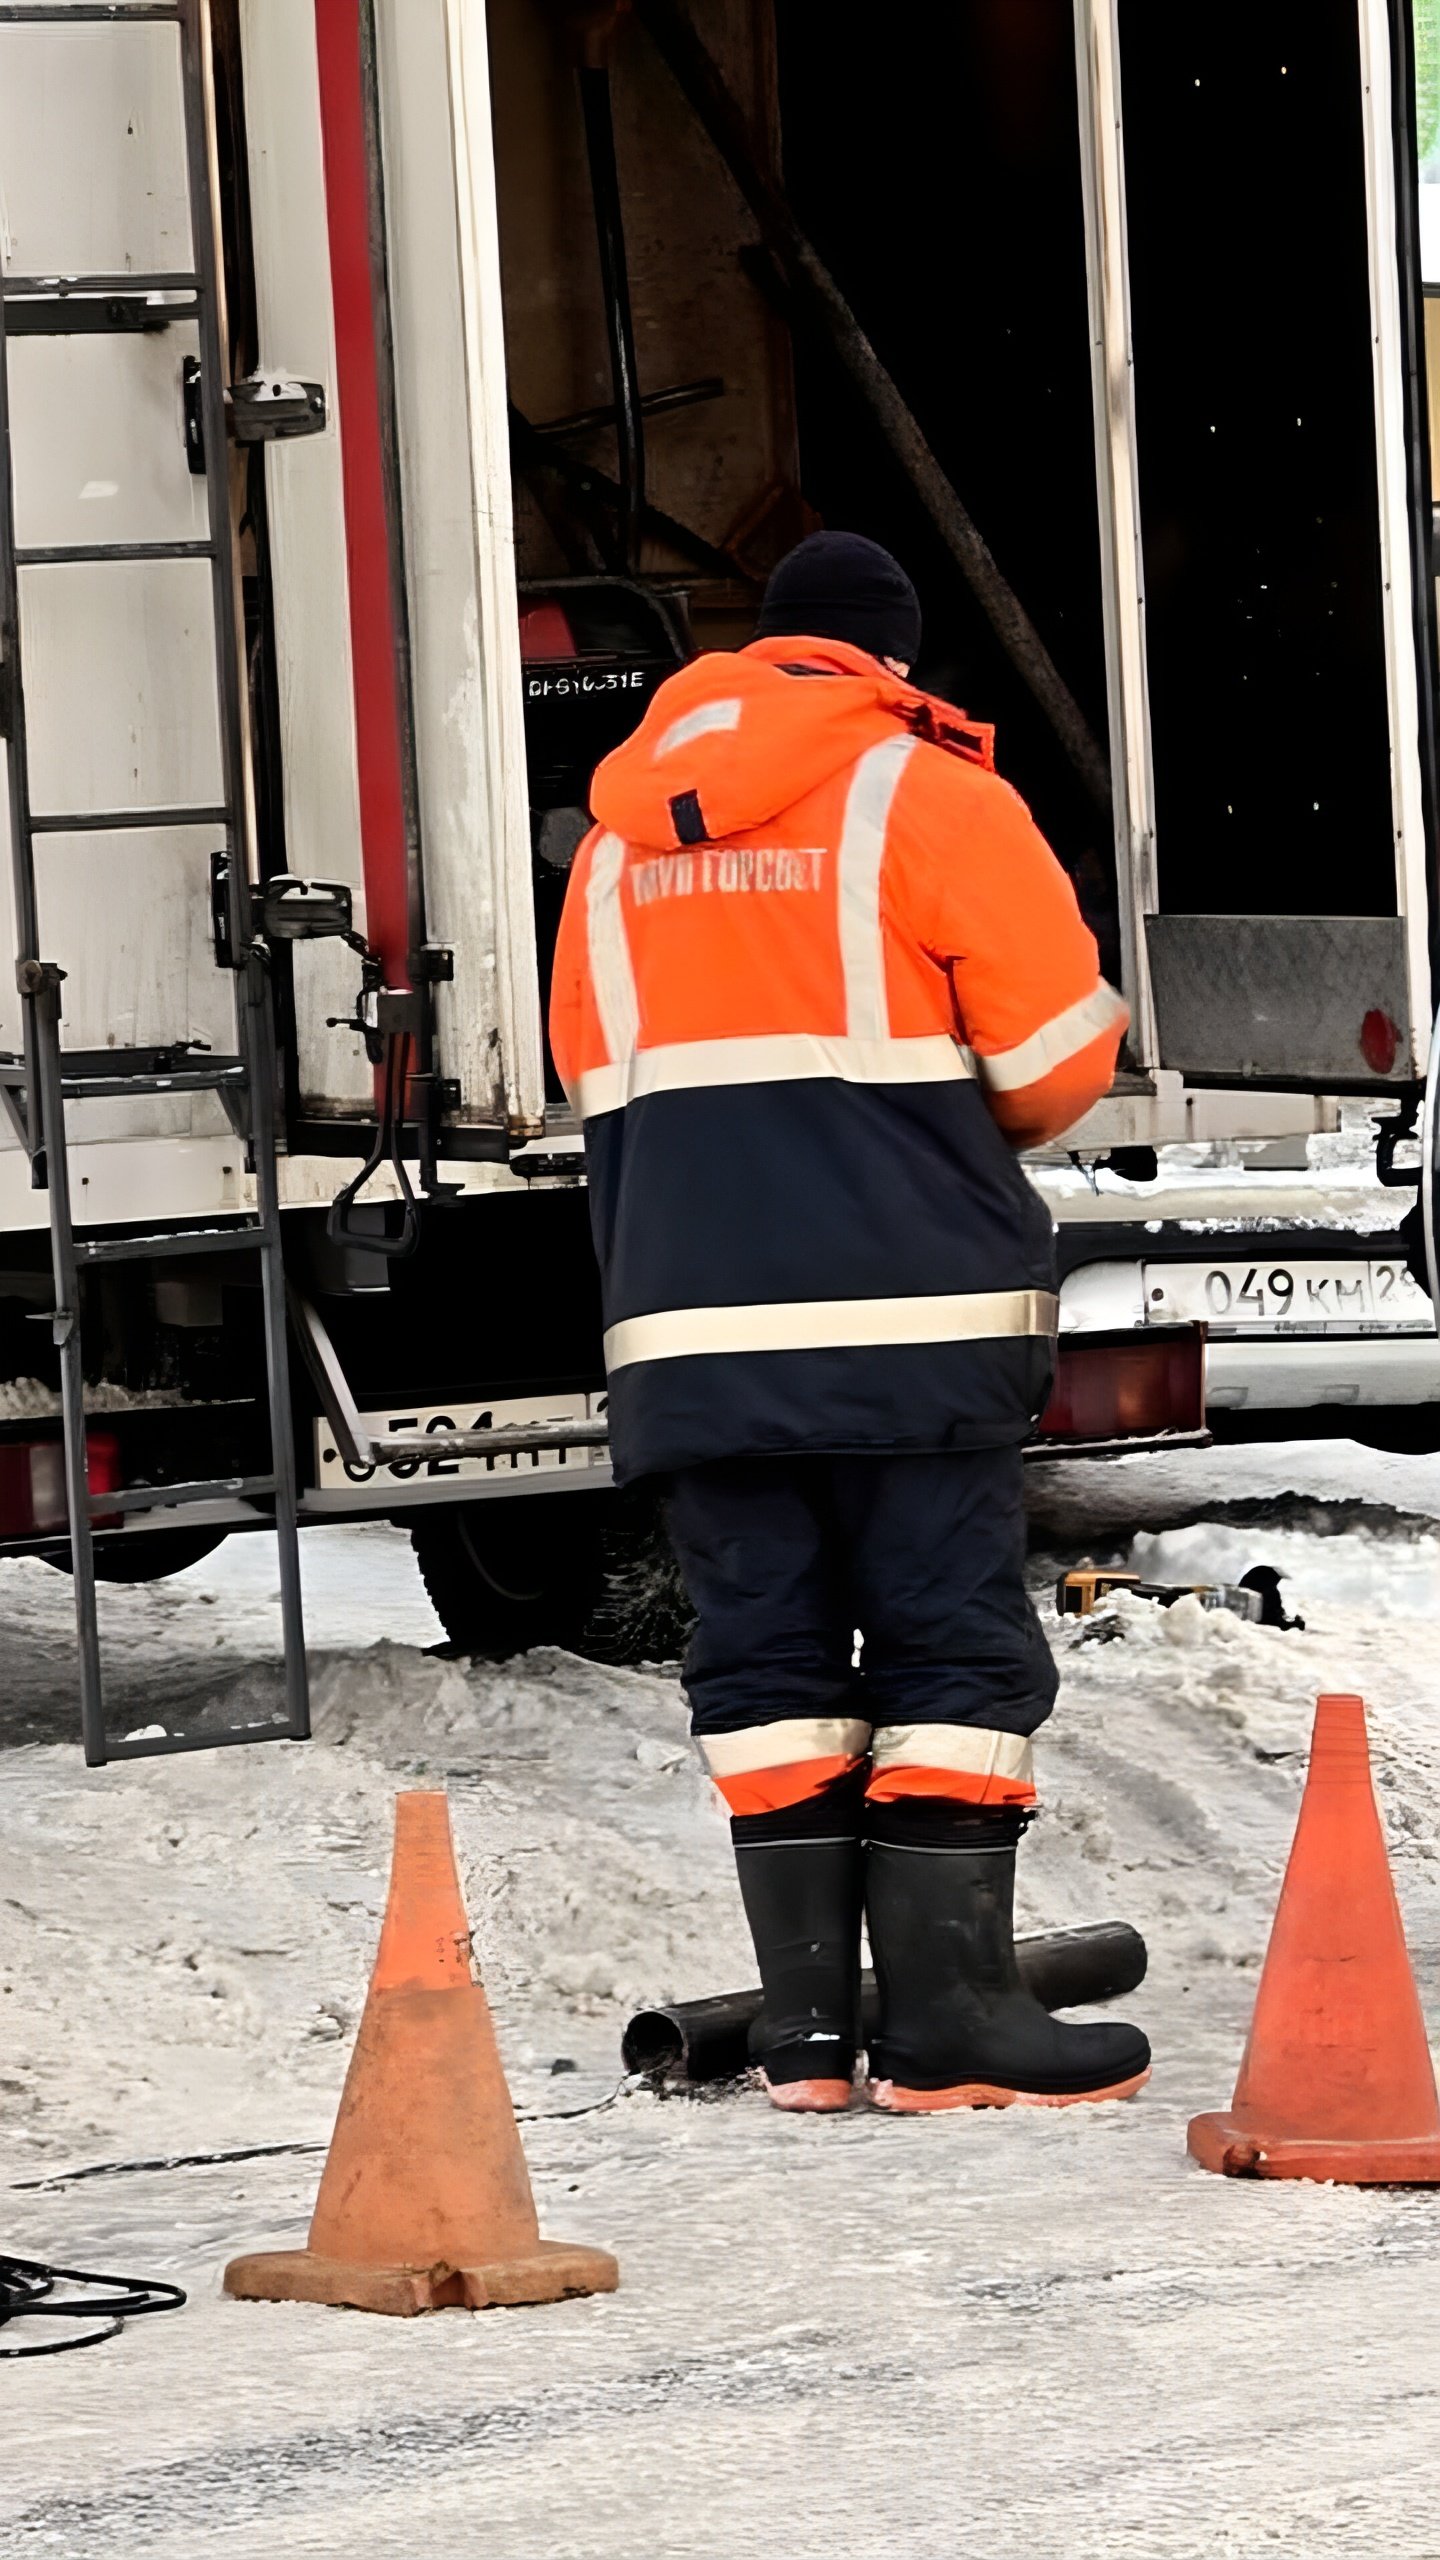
[[549, 635, 1128, 1483]]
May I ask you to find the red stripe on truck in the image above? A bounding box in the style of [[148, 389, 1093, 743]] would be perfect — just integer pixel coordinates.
[[312, 0, 412, 995]]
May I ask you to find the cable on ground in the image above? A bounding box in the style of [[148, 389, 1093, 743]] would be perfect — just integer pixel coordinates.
[[0, 2252, 185, 2358]]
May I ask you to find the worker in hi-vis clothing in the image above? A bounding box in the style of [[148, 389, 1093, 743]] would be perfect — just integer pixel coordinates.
[[550, 530, 1150, 2115]]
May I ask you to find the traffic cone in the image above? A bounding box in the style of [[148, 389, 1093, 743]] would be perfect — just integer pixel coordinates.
[[1188, 1694, 1440, 2183], [224, 1791, 620, 2312]]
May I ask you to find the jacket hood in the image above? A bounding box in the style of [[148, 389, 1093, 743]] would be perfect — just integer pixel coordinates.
[[588, 635, 995, 851]]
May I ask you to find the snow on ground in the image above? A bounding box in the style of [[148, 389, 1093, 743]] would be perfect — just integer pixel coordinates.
[[4, 1445, 1440, 2558]]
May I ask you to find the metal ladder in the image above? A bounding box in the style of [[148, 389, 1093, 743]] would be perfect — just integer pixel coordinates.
[[0, 0, 309, 1765]]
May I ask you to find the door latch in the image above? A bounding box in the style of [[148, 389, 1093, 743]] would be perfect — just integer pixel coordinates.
[[184, 359, 328, 475]]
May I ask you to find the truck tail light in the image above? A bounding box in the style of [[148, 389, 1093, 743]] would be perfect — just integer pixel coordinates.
[[518, 600, 579, 660], [0, 1431, 122, 1537], [1039, 1328, 1206, 1444]]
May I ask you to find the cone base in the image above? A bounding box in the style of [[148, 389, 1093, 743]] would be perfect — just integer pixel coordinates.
[[223, 2238, 619, 2316], [1188, 2111, 1440, 2185]]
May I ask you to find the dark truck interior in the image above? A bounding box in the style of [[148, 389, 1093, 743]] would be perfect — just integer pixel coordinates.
[[489, 0, 1117, 1107]]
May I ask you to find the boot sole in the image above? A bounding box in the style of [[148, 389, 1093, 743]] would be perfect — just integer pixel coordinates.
[[762, 2075, 855, 2115], [868, 2066, 1151, 2114]]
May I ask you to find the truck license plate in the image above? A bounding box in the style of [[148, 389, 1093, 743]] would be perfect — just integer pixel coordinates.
[[1142, 1257, 1433, 1334], [313, 1393, 609, 1491]]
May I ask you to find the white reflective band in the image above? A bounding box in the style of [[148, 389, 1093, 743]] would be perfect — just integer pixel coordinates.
[[837, 734, 917, 1043], [574, 1030, 972, 1119], [654, 697, 743, 758], [605, 1287, 1057, 1370], [585, 830, 639, 1065], [976, 981, 1129, 1095], [701, 1717, 872, 1776], [870, 1725, 1035, 1788]]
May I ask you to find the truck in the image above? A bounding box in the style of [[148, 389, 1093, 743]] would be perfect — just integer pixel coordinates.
[[2, 0, 1437, 1764]]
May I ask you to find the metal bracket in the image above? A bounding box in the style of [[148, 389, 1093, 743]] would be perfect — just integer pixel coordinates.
[[375, 987, 425, 1039], [227, 375, 328, 444], [183, 358, 328, 476], [209, 850, 236, 970], [288, 1287, 610, 1472], [1375, 1093, 1422, 1186], [0, 1061, 32, 1154]]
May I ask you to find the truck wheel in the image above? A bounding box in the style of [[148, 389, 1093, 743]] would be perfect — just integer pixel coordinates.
[[411, 1496, 608, 1659], [44, 1528, 227, 1583], [1357, 1415, 1440, 1455], [582, 1487, 696, 1666]]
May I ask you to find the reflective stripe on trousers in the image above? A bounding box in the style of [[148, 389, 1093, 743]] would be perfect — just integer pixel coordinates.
[[701, 1719, 1037, 1817]]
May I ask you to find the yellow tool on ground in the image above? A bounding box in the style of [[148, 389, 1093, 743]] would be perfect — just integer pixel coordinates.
[[1055, 1566, 1294, 1626]]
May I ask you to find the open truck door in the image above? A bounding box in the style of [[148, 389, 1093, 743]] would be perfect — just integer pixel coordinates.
[[1076, 0, 1439, 1105]]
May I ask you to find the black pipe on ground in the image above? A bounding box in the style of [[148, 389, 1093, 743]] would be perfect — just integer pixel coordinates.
[[622, 1920, 1147, 2084]]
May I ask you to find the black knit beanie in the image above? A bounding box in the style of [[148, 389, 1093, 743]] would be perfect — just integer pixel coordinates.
[[755, 530, 922, 667]]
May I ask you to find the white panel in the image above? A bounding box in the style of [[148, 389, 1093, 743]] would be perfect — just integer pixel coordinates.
[[1358, 0, 1432, 1078], [0, 1133, 246, 1232], [20, 558, 223, 815], [376, 0, 542, 1135], [0, 23, 191, 277], [236, 0, 371, 1115], [0, 806, 233, 1146], [1072, 0, 1158, 1069], [36, 826, 233, 1050], [7, 328, 207, 549]]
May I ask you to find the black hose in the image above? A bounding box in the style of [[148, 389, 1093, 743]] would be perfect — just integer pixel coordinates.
[[0, 2252, 185, 2359]]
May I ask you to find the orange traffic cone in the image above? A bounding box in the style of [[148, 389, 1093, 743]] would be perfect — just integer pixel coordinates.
[[224, 1791, 620, 2312], [1189, 1693, 1440, 2183]]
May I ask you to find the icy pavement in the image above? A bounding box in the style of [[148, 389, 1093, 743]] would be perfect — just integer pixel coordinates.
[[4, 1447, 1440, 2558]]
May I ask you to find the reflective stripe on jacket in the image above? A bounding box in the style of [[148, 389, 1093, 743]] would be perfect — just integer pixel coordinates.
[[549, 636, 1127, 1482]]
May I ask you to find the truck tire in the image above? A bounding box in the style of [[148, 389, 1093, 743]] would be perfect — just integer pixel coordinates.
[[411, 1496, 609, 1659], [1357, 1415, 1440, 1455], [582, 1486, 696, 1667]]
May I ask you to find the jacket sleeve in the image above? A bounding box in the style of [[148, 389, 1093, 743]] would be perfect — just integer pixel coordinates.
[[892, 756, 1128, 1149], [547, 828, 599, 1114]]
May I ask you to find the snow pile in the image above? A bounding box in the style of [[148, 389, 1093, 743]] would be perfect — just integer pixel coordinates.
[[4, 1465, 1440, 2558]]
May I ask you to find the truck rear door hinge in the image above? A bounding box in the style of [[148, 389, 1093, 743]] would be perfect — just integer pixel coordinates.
[[210, 850, 237, 970], [183, 359, 328, 474]]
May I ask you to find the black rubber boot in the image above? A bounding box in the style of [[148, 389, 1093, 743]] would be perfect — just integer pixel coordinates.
[[865, 1801, 1151, 2110], [732, 1792, 864, 2113]]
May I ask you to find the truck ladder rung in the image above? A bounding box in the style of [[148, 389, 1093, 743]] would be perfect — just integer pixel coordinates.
[[59, 1064, 246, 1100], [105, 1719, 297, 1766], [0, 7, 182, 27], [76, 1222, 264, 1265], [1, 273, 200, 298], [15, 541, 217, 567], [29, 803, 231, 834]]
